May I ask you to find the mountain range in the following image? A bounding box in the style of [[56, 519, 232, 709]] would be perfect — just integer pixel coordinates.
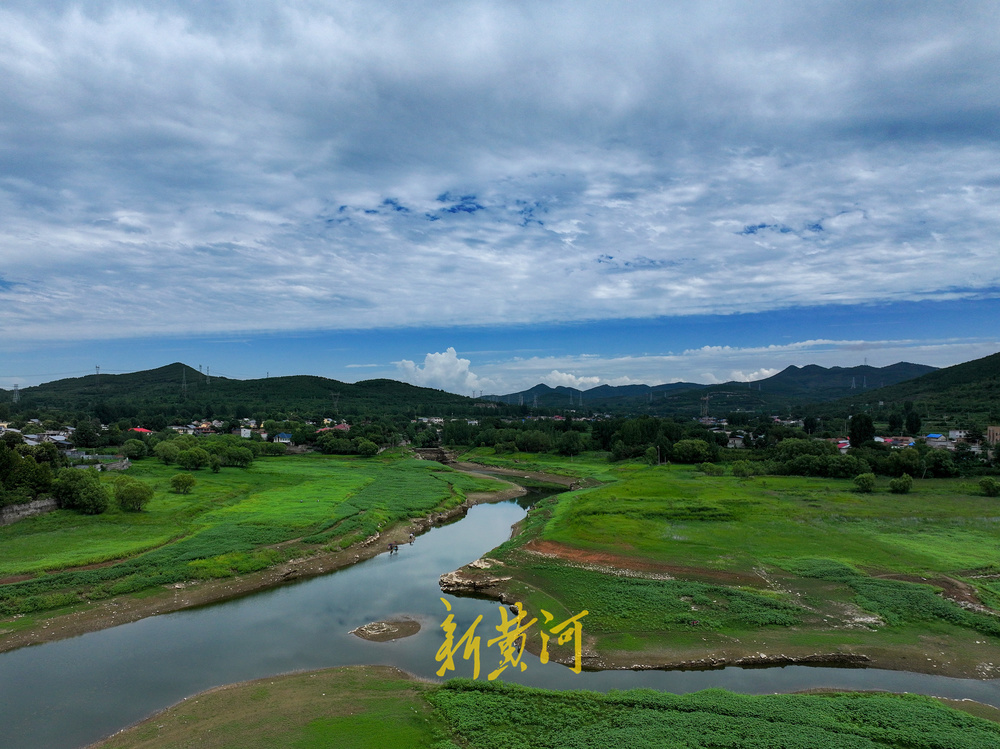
[[2, 352, 998, 421]]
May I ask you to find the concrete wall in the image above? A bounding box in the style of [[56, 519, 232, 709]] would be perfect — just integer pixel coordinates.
[[0, 497, 58, 526]]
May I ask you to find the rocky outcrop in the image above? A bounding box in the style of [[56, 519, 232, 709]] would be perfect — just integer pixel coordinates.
[[439, 566, 512, 598]]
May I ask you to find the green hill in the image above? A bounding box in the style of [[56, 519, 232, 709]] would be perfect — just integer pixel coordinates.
[[8, 363, 481, 422], [829, 350, 1000, 421]]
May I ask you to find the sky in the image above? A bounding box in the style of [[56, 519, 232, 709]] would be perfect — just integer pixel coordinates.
[[2, 1, 998, 396]]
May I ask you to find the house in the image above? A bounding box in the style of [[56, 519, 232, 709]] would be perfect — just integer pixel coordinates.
[[987, 425, 1000, 445], [129, 427, 154, 436], [275, 432, 293, 444]]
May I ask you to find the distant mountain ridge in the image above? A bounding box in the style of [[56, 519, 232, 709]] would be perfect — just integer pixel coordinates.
[[488, 361, 938, 411]]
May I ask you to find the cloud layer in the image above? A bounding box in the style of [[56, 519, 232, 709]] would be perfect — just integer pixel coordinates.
[[1, 1, 999, 348]]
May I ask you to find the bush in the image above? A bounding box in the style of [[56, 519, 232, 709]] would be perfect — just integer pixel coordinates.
[[52, 468, 110, 514], [171, 473, 196, 494], [981, 476, 1000, 498], [853, 473, 877, 493], [121, 439, 147, 460], [356, 439, 379, 457], [888, 473, 913, 494], [699, 462, 724, 476], [177, 447, 210, 471], [672, 439, 712, 464], [153, 441, 180, 465], [731, 460, 755, 478], [114, 476, 154, 512]]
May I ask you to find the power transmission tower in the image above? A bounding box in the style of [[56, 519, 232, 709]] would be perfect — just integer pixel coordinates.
[[331, 392, 341, 410], [12, 384, 19, 403], [206, 366, 211, 385], [181, 368, 188, 400], [95, 365, 100, 391]]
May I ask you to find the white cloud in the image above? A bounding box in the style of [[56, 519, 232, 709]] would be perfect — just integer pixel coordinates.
[[1, 1, 999, 351], [540, 370, 602, 389], [396, 348, 492, 394], [729, 368, 780, 382]]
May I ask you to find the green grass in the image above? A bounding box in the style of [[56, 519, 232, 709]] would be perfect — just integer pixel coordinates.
[[0, 453, 507, 617], [93, 666, 449, 749], [92, 666, 1000, 749], [429, 679, 1000, 749], [471, 457, 1000, 659], [538, 467, 1000, 575]]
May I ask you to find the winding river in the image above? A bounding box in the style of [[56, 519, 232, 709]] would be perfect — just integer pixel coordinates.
[[2, 494, 1000, 749]]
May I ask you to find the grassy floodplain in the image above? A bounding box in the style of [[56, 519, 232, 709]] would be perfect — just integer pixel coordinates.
[[91, 665, 1000, 749], [459, 449, 1000, 676], [0, 451, 504, 637]]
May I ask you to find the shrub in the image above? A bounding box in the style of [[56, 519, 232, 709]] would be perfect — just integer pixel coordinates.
[[114, 476, 154, 512], [52, 467, 110, 514], [121, 439, 147, 460], [177, 447, 210, 471], [153, 441, 179, 465], [888, 473, 913, 494], [171, 473, 196, 494], [731, 460, 755, 478], [981, 476, 1000, 498], [699, 462, 724, 476], [672, 439, 712, 464], [853, 472, 877, 493]]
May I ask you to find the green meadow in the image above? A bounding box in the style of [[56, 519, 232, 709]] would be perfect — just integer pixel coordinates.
[[0, 452, 502, 619], [92, 665, 1000, 749], [471, 454, 1000, 672]]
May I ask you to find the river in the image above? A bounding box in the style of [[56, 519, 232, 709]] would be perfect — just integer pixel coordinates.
[[2, 495, 999, 748]]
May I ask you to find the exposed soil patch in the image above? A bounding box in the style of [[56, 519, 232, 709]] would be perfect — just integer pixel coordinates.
[[451, 462, 583, 488], [351, 619, 421, 642], [522, 539, 765, 586], [875, 572, 990, 609]]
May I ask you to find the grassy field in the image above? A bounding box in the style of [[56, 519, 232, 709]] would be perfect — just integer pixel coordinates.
[[463, 453, 1000, 674], [0, 452, 503, 619], [91, 666, 1000, 749]]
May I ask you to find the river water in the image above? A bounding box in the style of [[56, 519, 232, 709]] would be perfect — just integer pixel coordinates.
[[2, 496, 999, 748]]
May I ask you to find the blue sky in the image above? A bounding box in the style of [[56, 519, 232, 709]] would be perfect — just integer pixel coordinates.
[[1, 2, 998, 395]]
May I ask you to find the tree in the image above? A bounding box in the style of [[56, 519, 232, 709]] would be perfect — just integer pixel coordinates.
[[114, 476, 154, 511], [73, 419, 102, 448], [672, 439, 712, 464], [853, 473, 877, 493], [557, 430, 585, 456], [121, 439, 147, 460], [887, 412, 904, 435], [153, 441, 180, 465], [171, 473, 196, 494], [803, 416, 818, 435], [905, 411, 922, 437], [177, 447, 210, 470], [849, 413, 876, 447], [52, 468, 110, 514], [356, 439, 379, 457]]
